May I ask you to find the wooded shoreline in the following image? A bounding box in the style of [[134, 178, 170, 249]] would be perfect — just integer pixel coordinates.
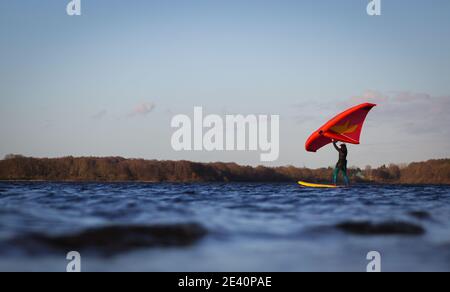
[[0, 156, 449, 185]]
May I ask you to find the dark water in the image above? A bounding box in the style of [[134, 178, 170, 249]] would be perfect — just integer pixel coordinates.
[[0, 182, 449, 272]]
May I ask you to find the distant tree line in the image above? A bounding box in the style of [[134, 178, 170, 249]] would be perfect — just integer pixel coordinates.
[[0, 155, 449, 184]]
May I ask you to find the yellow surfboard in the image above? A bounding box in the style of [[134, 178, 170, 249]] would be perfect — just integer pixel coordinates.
[[298, 181, 340, 189]]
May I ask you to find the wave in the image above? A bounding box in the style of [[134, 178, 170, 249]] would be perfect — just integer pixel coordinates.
[[5, 223, 208, 256], [335, 221, 425, 236]]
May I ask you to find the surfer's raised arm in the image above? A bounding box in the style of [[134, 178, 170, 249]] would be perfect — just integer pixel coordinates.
[[333, 140, 340, 152]]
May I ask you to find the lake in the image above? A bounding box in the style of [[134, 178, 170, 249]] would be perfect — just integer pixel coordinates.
[[0, 182, 449, 271]]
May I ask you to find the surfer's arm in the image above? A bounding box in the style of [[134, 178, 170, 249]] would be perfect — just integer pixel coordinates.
[[332, 141, 340, 152]]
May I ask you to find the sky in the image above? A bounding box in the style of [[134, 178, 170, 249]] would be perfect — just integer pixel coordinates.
[[0, 0, 449, 168]]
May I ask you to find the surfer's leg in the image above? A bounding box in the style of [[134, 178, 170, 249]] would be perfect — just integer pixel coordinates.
[[333, 167, 339, 185], [343, 165, 350, 186]]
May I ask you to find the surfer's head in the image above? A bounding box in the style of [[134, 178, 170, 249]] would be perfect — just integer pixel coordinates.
[[340, 143, 347, 150]]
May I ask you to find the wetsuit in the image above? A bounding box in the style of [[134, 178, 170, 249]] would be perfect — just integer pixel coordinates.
[[333, 142, 349, 186]]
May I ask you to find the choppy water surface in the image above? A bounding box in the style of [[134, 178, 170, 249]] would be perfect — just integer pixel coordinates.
[[0, 182, 449, 271]]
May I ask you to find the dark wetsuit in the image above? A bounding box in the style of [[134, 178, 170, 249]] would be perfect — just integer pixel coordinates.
[[333, 142, 349, 185]]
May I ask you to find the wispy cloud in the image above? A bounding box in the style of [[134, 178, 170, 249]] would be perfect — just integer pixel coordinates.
[[343, 90, 389, 106], [291, 90, 450, 136], [346, 91, 450, 135], [91, 110, 108, 120], [128, 102, 156, 117]]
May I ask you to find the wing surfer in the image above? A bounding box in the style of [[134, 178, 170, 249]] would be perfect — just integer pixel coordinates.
[[332, 141, 349, 186]]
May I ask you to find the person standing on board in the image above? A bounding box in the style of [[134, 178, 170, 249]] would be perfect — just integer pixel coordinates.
[[332, 141, 350, 186]]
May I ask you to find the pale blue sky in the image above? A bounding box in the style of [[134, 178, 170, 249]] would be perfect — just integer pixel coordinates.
[[1, 0, 449, 168]]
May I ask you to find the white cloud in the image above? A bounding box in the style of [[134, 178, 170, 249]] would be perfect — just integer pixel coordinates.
[[129, 102, 156, 117]]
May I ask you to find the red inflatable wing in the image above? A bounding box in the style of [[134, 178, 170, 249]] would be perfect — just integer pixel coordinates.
[[305, 103, 376, 152]]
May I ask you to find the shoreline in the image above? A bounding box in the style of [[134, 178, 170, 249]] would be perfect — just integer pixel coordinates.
[[1, 156, 449, 185], [0, 180, 449, 186]]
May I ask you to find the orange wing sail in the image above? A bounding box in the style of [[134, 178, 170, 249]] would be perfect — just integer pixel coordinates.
[[305, 103, 376, 152]]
